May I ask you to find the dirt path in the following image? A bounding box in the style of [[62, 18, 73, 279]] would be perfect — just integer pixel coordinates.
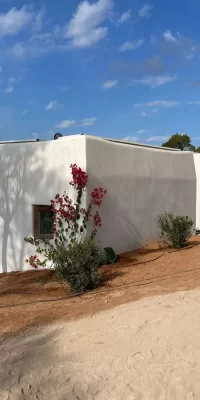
[[1, 289, 200, 399], [1, 237, 200, 335]]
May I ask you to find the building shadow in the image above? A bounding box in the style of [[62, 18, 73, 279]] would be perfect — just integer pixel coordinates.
[[0, 142, 64, 273]]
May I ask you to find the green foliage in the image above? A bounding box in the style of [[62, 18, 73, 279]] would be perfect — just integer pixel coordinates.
[[35, 276, 49, 286], [195, 146, 200, 153], [156, 212, 194, 249], [162, 133, 191, 151], [53, 238, 106, 293]]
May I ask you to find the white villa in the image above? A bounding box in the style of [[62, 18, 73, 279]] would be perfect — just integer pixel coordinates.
[[0, 134, 199, 273]]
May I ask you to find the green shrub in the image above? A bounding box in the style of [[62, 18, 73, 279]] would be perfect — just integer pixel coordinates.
[[53, 238, 106, 293], [156, 212, 194, 249]]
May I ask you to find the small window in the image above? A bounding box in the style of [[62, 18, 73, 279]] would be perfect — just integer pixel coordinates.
[[33, 205, 54, 239]]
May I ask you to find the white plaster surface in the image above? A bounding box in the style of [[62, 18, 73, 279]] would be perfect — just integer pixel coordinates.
[[0, 135, 196, 272]]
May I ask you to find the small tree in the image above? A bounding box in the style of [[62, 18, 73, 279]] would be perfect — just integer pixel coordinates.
[[24, 164, 107, 291], [162, 133, 191, 151], [156, 212, 194, 249]]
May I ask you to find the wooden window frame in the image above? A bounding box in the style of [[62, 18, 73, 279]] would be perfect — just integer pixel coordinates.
[[33, 205, 54, 240]]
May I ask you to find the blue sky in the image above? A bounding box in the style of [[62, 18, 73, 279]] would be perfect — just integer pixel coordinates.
[[1, 0, 200, 145]]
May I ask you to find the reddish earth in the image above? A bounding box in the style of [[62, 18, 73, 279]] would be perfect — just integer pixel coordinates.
[[1, 237, 200, 336]]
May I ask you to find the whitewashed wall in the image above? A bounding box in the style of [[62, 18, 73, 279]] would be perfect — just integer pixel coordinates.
[[193, 154, 200, 229], [0, 135, 197, 273], [0, 135, 86, 273], [86, 136, 196, 254]]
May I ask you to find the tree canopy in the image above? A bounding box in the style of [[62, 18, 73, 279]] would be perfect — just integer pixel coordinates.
[[162, 134, 191, 151]]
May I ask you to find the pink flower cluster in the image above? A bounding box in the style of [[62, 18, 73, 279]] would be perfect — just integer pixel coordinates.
[[69, 163, 88, 189], [93, 211, 102, 227], [26, 255, 41, 269], [91, 187, 107, 206]]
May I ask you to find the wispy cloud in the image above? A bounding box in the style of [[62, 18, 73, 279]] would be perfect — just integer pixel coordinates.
[[34, 7, 45, 32], [146, 136, 169, 142], [56, 117, 96, 128], [136, 129, 148, 134], [131, 74, 175, 88], [56, 120, 76, 128], [4, 86, 13, 93], [111, 56, 164, 76], [45, 100, 61, 111], [163, 30, 177, 43], [159, 31, 199, 62], [138, 4, 153, 18], [140, 109, 157, 118], [119, 40, 143, 52], [8, 77, 17, 83], [0, 6, 42, 37], [0, 66, 2, 73], [8, 32, 56, 59], [103, 80, 118, 89], [122, 136, 140, 142], [118, 9, 131, 24], [79, 117, 97, 126], [134, 100, 179, 108], [22, 109, 28, 115], [64, 0, 113, 48], [140, 111, 150, 118], [60, 85, 70, 92]]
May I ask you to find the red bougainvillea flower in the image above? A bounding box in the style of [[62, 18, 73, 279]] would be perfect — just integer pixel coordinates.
[[93, 211, 102, 227], [69, 164, 88, 189], [91, 187, 107, 206]]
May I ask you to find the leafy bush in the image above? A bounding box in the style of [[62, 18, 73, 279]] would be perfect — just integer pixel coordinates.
[[24, 163, 107, 271], [156, 212, 194, 249], [53, 238, 106, 293]]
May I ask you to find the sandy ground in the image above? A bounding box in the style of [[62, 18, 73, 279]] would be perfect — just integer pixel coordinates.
[[1, 289, 200, 399], [1, 238, 200, 335]]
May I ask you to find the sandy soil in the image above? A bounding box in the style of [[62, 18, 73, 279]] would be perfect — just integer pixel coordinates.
[[1, 288, 200, 399], [1, 237, 200, 335]]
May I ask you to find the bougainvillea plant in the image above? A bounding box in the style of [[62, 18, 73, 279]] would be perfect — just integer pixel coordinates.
[[24, 164, 107, 269]]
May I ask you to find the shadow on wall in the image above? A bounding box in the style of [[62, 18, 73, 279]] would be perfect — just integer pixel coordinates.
[[0, 143, 63, 273], [87, 173, 195, 254]]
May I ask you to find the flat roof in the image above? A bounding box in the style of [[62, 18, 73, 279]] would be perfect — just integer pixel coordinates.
[[0, 134, 180, 151], [103, 137, 180, 151]]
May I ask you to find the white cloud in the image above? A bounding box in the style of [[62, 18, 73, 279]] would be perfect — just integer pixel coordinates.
[[103, 80, 118, 89], [134, 100, 179, 108], [140, 111, 150, 118], [132, 74, 175, 88], [8, 77, 17, 83], [64, 0, 113, 48], [118, 9, 131, 24], [146, 136, 169, 142], [22, 109, 28, 115], [45, 101, 61, 111], [34, 7, 45, 32], [0, 6, 34, 37], [136, 129, 148, 134], [8, 32, 55, 59], [4, 86, 13, 93], [163, 30, 177, 43], [79, 117, 97, 126], [60, 85, 70, 92], [119, 39, 143, 52], [138, 4, 153, 18], [56, 120, 76, 128]]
